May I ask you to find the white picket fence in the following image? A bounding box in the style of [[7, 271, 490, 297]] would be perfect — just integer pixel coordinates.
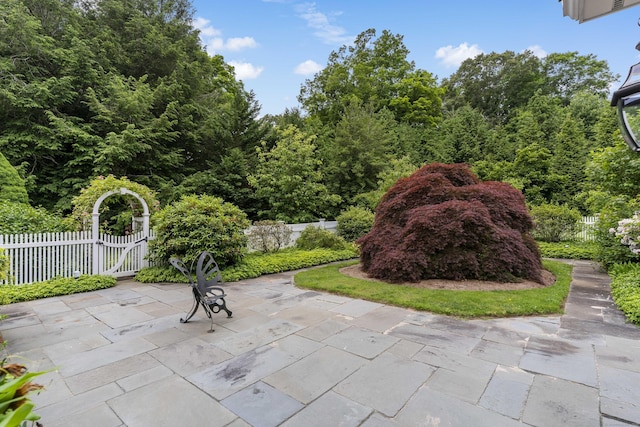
[[0, 230, 154, 285], [0, 231, 93, 285], [578, 215, 598, 242], [0, 221, 336, 285]]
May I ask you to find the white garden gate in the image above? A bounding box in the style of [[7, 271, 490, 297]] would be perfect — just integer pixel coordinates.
[[92, 188, 150, 277]]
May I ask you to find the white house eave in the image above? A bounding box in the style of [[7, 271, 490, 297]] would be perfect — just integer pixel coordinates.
[[563, 0, 640, 23]]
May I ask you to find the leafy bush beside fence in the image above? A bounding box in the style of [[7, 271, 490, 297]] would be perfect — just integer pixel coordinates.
[[246, 220, 292, 252], [0, 248, 7, 282], [336, 206, 374, 242], [148, 194, 250, 269], [295, 226, 351, 251], [530, 204, 582, 243]]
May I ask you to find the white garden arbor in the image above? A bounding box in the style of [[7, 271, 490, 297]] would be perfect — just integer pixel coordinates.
[[92, 187, 150, 277]]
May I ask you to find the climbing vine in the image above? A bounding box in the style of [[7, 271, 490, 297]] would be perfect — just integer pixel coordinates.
[[69, 175, 160, 231]]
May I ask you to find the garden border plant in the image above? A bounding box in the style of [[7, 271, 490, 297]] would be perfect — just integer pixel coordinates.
[[608, 263, 640, 325], [0, 276, 116, 305], [136, 247, 358, 284], [294, 259, 572, 318]]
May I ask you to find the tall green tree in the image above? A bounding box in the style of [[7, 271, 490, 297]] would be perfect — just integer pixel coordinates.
[[442, 50, 544, 124], [585, 137, 640, 200], [320, 101, 394, 205], [0, 0, 260, 211], [512, 142, 561, 205], [298, 28, 442, 127], [543, 52, 617, 104], [435, 105, 490, 163], [550, 112, 589, 208], [248, 126, 341, 222]]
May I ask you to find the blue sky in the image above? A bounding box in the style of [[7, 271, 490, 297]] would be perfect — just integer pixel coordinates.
[[190, 0, 640, 116]]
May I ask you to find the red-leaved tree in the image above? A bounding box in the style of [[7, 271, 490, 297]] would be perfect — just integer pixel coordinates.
[[357, 163, 542, 283]]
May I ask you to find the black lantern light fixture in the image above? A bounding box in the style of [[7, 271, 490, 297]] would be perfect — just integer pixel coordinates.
[[611, 36, 640, 152], [563, 0, 640, 152], [611, 63, 640, 151]]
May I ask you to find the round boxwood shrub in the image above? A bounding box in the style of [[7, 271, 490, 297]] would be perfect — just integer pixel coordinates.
[[358, 163, 543, 284], [530, 203, 582, 242], [336, 206, 375, 242], [295, 226, 349, 251], [148, 194, 250, 268]]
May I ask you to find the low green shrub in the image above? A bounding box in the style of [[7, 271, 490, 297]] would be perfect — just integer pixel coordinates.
[[0, 275, 116, 304], [295, 226, 350, 251], [136, 247, 358, 283], [609, 263, 640, 325], [336, 206, 375, 242], [537, 241, 597, 260], [247, 220, 292, 252], [148, 194, 250, 268], [529, 203, 582, 243], [593, 199, 640, 270]]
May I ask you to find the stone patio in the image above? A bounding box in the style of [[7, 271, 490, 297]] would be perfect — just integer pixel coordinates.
[[2, 260, 639, 426]]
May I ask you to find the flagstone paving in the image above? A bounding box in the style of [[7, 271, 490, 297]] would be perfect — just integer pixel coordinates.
[[2, 259, 639, 426]]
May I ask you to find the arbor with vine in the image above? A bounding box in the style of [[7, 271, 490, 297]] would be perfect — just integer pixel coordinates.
[[69, 175, 159, 233]]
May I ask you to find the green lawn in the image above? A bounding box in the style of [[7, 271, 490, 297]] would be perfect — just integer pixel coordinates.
[[294, 259, 572, 318]]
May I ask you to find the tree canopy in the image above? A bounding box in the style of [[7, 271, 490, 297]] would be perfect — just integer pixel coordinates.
[[0, 3, 624, 222]]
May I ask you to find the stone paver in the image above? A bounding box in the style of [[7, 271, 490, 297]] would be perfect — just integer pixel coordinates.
[[5, 260, 640, 426], [109, 375, 237, 427], [221, 381, 303, 427], [479, 365, 534, 419], [522, 375, 600, 427], [333, 352, 434, 417], [281, 391, 371, 427], [263, 346, 365, 404]]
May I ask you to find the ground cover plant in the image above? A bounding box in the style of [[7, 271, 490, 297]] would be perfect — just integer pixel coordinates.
[[537, 241, 597, 260], [608, 263, 640, 325], [136, 247, 358, 284], [294, 259, 572, 318], [0, 276, 116, 305], [358, 163, 543, 284]]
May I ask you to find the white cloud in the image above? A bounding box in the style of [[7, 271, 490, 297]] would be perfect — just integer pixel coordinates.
[[525, 45, 547, 59], [435, 42, 484, 68], [294, 60, 323, 75], [295, 3, 353, 45], [192, 17, 221, 37], [228, 61, 264, 80], [193, 16, 258, 55], [226, 37, 259, 51]]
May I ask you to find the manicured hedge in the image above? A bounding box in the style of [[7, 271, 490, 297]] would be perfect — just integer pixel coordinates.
[[136, 247, 358, 283]]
